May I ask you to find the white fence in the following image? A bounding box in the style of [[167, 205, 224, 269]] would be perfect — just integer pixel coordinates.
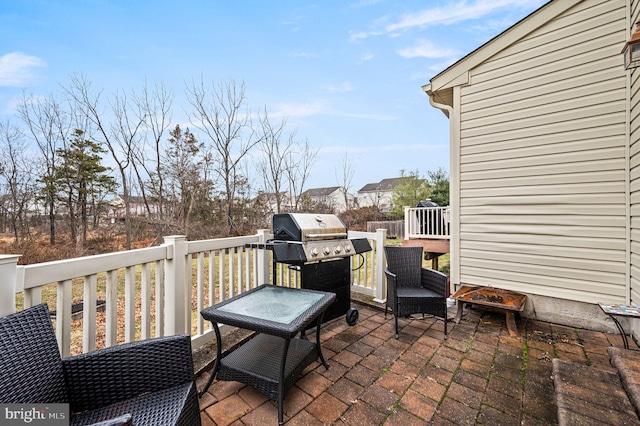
[[405, 206, 451, 240], [0, 229, 387, 357]]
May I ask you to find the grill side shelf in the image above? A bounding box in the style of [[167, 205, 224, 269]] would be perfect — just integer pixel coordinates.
[[245, 242, 308, 263]]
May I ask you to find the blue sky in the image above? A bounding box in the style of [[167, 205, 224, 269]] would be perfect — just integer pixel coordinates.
[[0, 0, 547, 193]]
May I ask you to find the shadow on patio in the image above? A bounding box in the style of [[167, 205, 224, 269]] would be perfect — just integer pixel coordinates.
[[195, 299, 628, 425]]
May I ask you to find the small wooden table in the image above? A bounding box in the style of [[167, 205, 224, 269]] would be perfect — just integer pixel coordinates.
[[452, 285, 527, 337], [598, 303, 640, 349]]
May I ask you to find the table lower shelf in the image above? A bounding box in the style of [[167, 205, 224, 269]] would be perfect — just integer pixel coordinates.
[[217, 333, 318, 401]]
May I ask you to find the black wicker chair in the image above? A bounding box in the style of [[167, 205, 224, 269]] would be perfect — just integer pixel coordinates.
[[0, 304, 201, 426], [384, 245, 448, 339]]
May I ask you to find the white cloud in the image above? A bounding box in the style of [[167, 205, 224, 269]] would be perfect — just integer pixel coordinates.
[[397, 40, 459, 59], [350, 0, 382, 8], [272, 99, 395, 121], [0, 52, 46, 87], [328, 81, 355, 93], [352, 0, 546, 41], [360, 53, 375, 61], [387, 0, 546, 32]]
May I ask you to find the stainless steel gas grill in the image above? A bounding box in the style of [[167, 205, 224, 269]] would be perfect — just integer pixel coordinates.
[[247, 213, 372, 326]]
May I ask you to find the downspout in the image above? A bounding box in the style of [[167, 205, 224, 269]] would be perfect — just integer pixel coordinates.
[[422, 84, 459, 293]]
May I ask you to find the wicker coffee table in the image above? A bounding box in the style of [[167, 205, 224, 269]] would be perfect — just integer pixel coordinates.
[[200, 284, 336, 425]]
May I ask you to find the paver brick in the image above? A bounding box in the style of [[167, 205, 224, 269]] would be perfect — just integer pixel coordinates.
[[195, 300, 632, 426], [399, 388, 438, 421]]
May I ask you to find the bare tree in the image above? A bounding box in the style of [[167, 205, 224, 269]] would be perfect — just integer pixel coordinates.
[[16, 93, 71, 245], [185, 78, 262, 234], [130, 81, 174, 240], [64, 74, 145, 249], [286, 138, 318, 212], [0, 121, 37, 242], [256, 109, 294, 214], [335, 152, 356, 211]]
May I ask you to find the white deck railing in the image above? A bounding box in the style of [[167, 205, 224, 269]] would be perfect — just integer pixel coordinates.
[[0, 229, 387, 357], [405, 206, 451, 240]]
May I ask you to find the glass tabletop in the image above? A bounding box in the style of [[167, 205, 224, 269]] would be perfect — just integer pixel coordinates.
[[598, 303, 640, 318], [218, 285, 325, 324]]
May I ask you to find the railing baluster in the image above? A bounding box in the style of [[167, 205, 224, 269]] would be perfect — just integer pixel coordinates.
[[208, 251, 215, 306], [105, 269, 118, 347], [197, 252, 205, 335], [244, 248, 251, 292], [154, 261, 164, 338], [83, 274, 97, 353], [141, 263, 151, 339], [124, 266, 136, 343], [219, 249, 226, 302], [56, 279, 72, 357], [229, 247, 236, 296]]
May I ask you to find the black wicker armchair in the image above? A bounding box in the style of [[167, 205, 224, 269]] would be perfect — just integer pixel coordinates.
[[384, 245, 448, 339], [0, 304, 201, 426]]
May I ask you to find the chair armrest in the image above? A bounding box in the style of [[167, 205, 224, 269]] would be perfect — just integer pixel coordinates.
[[383, 267, 396, 284], [420, 268, 448, 297], [63, 334, 195, 413], [88, 414, 133, 426]]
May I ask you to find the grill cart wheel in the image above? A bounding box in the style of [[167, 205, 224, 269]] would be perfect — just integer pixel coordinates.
[[346, 308, 359, 326]]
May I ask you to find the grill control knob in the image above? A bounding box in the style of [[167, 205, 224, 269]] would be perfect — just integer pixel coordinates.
[[310, 247, 319, 257], [344, 245, 352, 253], [334, 246, 342, 254], [322, 246, 331, 255]]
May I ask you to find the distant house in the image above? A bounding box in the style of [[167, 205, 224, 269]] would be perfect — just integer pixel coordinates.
[[253, 191, 296, 215], [423, 0, 634, 331], [108, 195, 158, 220], [302, 186, 353, 213], [357, 177, 427, 212]]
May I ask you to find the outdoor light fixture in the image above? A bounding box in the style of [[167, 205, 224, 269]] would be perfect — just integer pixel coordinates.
[[622, 21, 640, 69]]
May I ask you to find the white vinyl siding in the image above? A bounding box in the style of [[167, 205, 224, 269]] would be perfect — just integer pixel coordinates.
[[629, 0, 640, 304], [455, 0, 627, 303]]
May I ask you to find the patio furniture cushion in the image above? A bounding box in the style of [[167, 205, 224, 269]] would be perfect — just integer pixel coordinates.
[[0, 304, 201, 426]]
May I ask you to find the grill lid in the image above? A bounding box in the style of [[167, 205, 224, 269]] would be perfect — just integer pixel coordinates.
[[272, 213, 347, 241]]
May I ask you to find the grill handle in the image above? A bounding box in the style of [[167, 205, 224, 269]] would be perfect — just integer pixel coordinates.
[[305, 232, 348, 240]]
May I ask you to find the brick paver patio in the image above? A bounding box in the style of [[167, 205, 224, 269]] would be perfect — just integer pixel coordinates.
[[196, 299, 626, 425]]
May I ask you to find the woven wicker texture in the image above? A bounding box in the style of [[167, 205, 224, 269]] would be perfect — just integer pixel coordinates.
[[384, 246, 448, 338], [0, 303, 68, 403], [70, 383, 198, 426], [0, 304, 201, 426], [217, 334, 317, 401]]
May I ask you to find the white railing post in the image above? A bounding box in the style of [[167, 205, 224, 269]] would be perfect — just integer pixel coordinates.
[[257, 229, 271, 285], [0, 255, 21, 317], [404, 206, 410, 240], [163, 235, 188, 335], [373, 228, 387, 303]]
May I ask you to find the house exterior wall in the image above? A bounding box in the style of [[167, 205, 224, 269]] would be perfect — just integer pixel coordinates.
[[629, 0, 640, 337], [456, 0, 627, 305], [428, 0, 630, 329], [357, 190, 394, 211]]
